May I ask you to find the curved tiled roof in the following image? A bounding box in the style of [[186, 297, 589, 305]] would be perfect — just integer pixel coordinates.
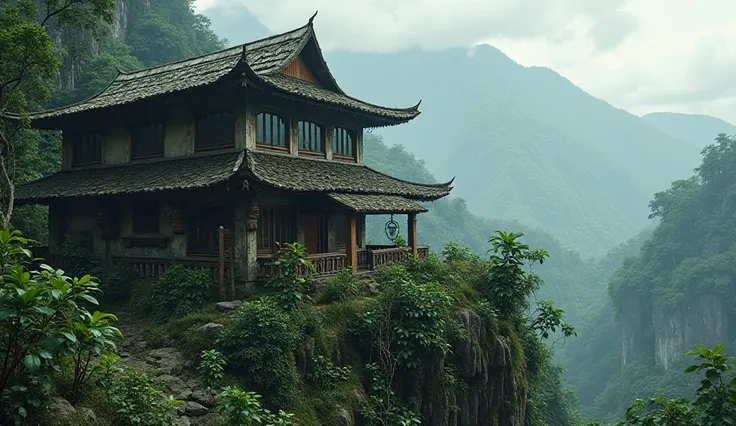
[[31, 15, 419, 125], [14, 151, 244, 204], [246, 149, 452, 201], [15, 149, 453, 205], [327, 193, 428, 213]]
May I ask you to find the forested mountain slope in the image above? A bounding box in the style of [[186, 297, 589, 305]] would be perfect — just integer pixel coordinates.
[[203, 8, 698, 257], [556, 134, 736, 422], [642, 112, 736, 148]]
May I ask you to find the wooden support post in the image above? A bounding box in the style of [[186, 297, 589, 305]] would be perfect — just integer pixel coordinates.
[[408, 213, 418, 258], [218, 226, 225, 301], [345, 214, 358, 273]]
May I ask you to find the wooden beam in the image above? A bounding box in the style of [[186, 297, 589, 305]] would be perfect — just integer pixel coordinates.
[[346, 213, 358, 272], [408, 213, 418, 258]]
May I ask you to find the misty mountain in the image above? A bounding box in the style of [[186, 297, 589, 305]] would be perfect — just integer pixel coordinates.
[[642, 112, 736, 148], [202, 10, 701, 257]]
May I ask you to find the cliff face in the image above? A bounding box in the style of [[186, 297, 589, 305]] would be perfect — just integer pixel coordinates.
[[620, 293, 729, 371], [653, 294, 728, 370], [325, 308, 528, 426]]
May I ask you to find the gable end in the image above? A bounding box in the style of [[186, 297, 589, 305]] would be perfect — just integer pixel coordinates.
[[282, 55, 318, 84]]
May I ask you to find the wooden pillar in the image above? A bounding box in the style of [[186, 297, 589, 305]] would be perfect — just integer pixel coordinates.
[[408, 213, 418, 258], [345, 213, 358, 272]]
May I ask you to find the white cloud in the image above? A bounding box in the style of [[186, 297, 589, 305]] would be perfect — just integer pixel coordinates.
[[196, 0, 736, 123]]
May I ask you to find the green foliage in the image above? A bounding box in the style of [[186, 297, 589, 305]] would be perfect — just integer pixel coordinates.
[[66, 310, 121, 402], [307, 355, 351, 389], [530, 300, 577, 342], [218, 386, 294, 426], [198, 349, 227, 390], [355, 273, 453, 370], [598, 345, 736, 426], [480, 231, 548, 318], [217, 298, 300, 407], [0, 229, 120, 424], [96, 355, 182, 426], [148, 264, 212, 319], [360, 363, 421, 426], [266, 242, 314, 310], [441, 241, 482, 263], [319, 267, 360, 303], [126, 0, 224, 67]]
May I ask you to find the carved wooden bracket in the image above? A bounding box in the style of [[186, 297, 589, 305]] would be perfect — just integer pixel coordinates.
[[247, 205, 259, 231], [162, 202, 185, 234]]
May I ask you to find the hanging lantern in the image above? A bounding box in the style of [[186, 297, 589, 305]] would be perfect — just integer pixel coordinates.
[[384, 214, 400, 241]]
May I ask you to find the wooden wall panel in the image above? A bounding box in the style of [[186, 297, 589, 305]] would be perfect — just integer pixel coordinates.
[[282, 55, 317, 84]]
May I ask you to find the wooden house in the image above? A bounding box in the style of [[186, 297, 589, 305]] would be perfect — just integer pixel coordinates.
[[15, 14, 454, 283]]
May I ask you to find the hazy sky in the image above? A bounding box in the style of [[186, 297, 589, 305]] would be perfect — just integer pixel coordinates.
[[196, 0, 736, 123]]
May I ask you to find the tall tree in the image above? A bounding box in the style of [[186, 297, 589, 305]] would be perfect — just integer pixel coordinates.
[[0, 0, 114, 228]]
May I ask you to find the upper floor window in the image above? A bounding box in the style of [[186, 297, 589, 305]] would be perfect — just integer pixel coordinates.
[[132, 123, 164, 159], [297, 120, 323, 154], [73, 133, 102, 166], [332, 127, 355, 158], [256, 112, 287, 149], [196, 112, 234, 151], [132, 201, 160, 234]]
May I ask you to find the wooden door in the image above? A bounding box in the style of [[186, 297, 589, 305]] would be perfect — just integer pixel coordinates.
[[303, 214, 319, 255]]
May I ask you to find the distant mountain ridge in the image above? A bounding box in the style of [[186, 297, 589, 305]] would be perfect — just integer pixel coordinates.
[[641, 112, 736, 148], [203, 9, 703, 257]]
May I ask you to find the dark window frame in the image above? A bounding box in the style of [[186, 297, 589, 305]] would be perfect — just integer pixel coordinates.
[[131, 122, 165, 160], [195, 111, 235, 152], [72, 132, 102, 167], [131, 201, 161, 235], [187, 206, 234, 256], [257, 205, 297, 254], [297, 119, 325, 156], [255, 111, 289, 151], [332, 126, 356, 160]]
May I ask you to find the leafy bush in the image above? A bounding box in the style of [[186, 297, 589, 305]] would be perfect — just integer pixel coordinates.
[[218, 386, 294, 426], [266, 242, 314, 310], [217, 298, 300, 407], [0, 229, 120, 424], [96, 354, 182, 426], [198, 349, 227, 390], [320, 268, 360, 303], [441, 241, 482, 263], [148, 265, 212, 319], [307, 355, 351, 388]]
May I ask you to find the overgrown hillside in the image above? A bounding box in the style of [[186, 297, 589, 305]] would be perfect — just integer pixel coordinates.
[[642, 112, 736, 148]]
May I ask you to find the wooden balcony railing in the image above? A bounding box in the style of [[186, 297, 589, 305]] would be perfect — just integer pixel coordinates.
[[257, 252, 347, 280]]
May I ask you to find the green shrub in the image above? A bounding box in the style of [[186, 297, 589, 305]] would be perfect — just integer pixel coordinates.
[[96, 354, 182, 426], [307, 355, 351, 389], [218, 386, 294, 426], [217, 298, 300, 407], [320, 268, 360, 303], [198, 349, 226, 390], [148, 265, 212, 319], [266, 242, 314, 310]]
